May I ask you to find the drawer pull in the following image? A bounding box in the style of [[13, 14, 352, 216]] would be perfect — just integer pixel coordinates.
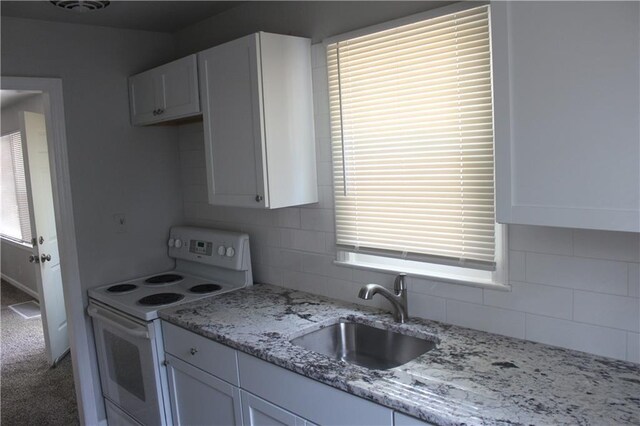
[[190, 347, 198, 355]]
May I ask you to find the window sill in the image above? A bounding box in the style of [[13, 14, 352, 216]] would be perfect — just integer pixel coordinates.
[[333, 259, 511, 292], [1, 236, 33, 251]]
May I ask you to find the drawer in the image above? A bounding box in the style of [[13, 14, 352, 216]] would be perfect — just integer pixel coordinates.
[[162, 321, 239, 386]]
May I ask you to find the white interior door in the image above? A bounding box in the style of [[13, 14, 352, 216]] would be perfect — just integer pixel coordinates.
[[20, 110, 69, 366]]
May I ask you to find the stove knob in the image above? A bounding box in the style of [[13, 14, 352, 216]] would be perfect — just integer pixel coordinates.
[[168, 238, 175, 247], [175, 239, 183, 249], [217, 245, 226, 256], [225, 247, 235, 257]]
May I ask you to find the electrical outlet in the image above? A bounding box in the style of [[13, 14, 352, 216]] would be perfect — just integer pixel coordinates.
[[113, 214, 127, 234]]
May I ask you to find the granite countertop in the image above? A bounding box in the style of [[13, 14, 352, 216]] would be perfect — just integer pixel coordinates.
[[159, 284, 640, 426]]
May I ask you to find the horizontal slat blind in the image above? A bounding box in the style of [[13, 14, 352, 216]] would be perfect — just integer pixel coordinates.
[[1, 131, 32, 243], [328, 5, 496, 269]]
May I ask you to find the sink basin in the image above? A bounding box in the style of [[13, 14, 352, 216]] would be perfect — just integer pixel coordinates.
[[290, 321, 436, 370]]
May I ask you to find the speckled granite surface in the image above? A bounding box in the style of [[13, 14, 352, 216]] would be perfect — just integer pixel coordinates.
[[159, 284, 640, 425]]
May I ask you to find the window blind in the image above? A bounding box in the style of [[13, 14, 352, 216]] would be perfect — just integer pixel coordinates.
[[1, 131, 32, 243], [328, 5, 496, 270]]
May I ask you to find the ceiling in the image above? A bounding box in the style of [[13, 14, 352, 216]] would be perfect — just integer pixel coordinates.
[[0, 1, 243, 33]]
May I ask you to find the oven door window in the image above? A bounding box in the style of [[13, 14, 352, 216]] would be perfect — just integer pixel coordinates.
[[104, 330, 146, 401]]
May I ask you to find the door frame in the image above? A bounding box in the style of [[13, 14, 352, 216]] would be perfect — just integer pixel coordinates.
[[1, 77, 101, 425]]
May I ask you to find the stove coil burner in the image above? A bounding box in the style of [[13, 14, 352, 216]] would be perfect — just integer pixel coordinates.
[[189, 284, 222, 294], [106, 284, 138, 293], [137, 293, 184, 306], [145, 274, 183, 284]]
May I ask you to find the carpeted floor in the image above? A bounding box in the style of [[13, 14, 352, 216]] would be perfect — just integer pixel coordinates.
[[1, 280, 78, 425]]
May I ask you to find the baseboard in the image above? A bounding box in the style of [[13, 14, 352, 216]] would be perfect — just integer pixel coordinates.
[[1, 273, 39, 301]]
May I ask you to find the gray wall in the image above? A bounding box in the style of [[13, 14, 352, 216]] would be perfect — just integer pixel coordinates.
[[1, 17, 184, 290], [1, 93, 45, 296], [1, 17, 184, 423]]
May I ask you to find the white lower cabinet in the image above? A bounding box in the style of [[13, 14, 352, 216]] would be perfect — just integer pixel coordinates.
[[241, 390, 312, 426], [165, 354, 243, 426]]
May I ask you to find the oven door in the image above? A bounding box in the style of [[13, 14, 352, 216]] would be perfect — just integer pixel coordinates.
[[88, 301, 167, 426]]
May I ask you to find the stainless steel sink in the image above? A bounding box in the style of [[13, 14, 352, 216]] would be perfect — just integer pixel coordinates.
[[290, 321, 436, 370]]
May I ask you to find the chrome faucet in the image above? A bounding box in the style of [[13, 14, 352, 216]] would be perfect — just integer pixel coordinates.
[[358, 273, 409, 323]]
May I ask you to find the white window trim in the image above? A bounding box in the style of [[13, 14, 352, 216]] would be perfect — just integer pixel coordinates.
[[325, 0, 508, 291]]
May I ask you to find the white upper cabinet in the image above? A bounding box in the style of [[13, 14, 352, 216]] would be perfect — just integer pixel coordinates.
[[492, 2, 640, 232], [198, 32, 318, 209], [129, 55, 200, 125]]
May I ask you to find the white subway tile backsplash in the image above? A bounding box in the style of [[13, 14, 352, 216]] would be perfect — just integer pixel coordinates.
[[180, 149, 206, 169], [509, 224, 573, 255], [508, 250, 526, 282], [300, 209, 334, 232], [573, 291, 640, 332], [525, 314, 627, 360], [253, 264, 283, 287], [629, 264, 639, 298], [280, 228, 326, 253], [627, 332, 640, 363], [275, 208, 301, 229], [319, 186, 335, 210], [317, 161, 333, 186], [311, 43, 325, 69], [526, 253, 628, 295], [408, 277, 483, 304], [314, 113, 331, 140], [484, 281, 573, 319], [324, 278, 362, 305], [408, 292, 447, 323], [446, 301, 526, 339], [183, 184, 207, 203], [279, 250, 303, 271], [283, 270, 325, 293], [181, 166, 207, 186], [573, 229, 640, 262], [301, 253, 352, 281], [315, 136, 332, 163]]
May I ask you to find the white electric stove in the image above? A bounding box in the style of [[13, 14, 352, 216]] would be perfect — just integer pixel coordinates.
[[88, 226, 252, 426]]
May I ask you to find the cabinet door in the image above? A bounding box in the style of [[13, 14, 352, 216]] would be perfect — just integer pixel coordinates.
[[241, 391, 306, 426], [492, 2, 640, 232], [166, 354, 242, 426], [157, 54, 200, 121], [199, 34, 268, 208], [129, 69, 160, 125]]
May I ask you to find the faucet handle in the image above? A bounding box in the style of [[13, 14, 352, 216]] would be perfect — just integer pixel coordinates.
[[394, 273, 407, 292]]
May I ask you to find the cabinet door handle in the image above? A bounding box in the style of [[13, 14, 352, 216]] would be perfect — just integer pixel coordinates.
[[28, 255, 40, 264], [255, 195, 263, 203], [157, 108, 164, 115], [41, 254, 52, 262], [190, 347, 198, 355], [152, 109, 157, 116]]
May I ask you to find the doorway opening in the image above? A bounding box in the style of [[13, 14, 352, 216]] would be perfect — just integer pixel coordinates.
[[0, 78, 99, 425], [1, 90, 69, 366]]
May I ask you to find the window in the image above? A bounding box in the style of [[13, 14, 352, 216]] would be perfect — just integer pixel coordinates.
[[327, 5, 504, 285], [1, 131, 32, 244]]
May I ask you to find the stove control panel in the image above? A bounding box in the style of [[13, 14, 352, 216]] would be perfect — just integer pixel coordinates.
[[190, 240, 213, 256], [168, 226, 251, 271]]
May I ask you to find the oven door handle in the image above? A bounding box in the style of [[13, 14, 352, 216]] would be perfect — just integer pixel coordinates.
[[87, 305, 150, 340]]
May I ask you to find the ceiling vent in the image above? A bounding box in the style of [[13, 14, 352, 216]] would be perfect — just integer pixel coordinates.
[[50, 1, 110, 13]]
